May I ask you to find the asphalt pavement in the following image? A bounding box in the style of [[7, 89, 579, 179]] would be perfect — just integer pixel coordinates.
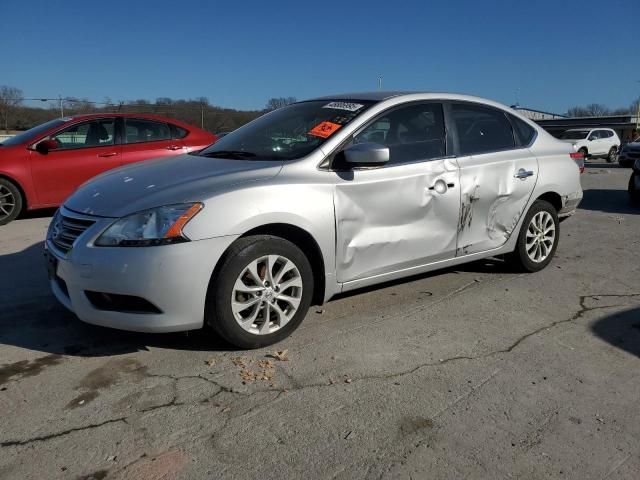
[[0, 162, 638, 479]]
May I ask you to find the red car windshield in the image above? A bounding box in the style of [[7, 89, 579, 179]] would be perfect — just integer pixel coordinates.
[[1, 119, 66, 146]]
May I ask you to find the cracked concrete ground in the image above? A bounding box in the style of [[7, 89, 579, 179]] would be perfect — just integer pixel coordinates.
[[1, 162, 639, 479]]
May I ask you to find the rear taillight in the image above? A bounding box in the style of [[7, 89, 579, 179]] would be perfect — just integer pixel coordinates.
[[570, 152, 585, 173]]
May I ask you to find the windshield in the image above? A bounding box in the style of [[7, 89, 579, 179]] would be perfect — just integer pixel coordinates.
[[0, 119, 66, 146], [560, 130, 589, 140], [196, 100, 374, 160]]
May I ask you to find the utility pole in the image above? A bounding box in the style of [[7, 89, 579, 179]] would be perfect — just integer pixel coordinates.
[[201, 102, 205, 129], [636, 81, 640, 131], [377, 75, 383, 91], [58, 95, 64, 118]]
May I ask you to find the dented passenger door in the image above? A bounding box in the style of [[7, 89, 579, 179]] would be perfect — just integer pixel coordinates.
[[333, 102, 461, 284], [450, 103, 538, 256]]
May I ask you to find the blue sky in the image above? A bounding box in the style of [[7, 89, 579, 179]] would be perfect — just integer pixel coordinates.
[[2, 0, 638, 113]]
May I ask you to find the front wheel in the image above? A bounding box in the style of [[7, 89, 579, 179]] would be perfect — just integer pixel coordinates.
[[205, 235, 314, 349], [506, 200, 559, 272], [0, 178, 23, 226], [607, 147, 617, 163]]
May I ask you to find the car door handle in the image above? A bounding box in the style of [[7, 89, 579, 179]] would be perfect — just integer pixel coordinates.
[[97, 152, 118, 158], [166, 145, 182, 151], [514, 168, 534, 179], [428, 180, 455, 193]]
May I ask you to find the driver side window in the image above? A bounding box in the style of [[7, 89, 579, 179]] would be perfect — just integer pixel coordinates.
[[51, 119, 115, 150], [353, 103, 446, 166]]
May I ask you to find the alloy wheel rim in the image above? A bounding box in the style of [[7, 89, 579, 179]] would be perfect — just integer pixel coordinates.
[[525, 211, 555, 263], [231, 255, 303, 335], [0, 185, 16, 220]]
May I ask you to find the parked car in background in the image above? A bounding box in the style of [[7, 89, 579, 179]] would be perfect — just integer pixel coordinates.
[[0, 114, 216, 225], [559, 128, 620, 163], [45, 92, 583, 348], [617, 139, 640, 168], [629, 158, 640, 204]]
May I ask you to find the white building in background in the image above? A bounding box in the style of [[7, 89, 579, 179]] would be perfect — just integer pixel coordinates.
[[511, 106, 566, 121]]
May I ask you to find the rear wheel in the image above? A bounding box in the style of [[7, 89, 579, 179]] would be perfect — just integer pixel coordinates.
[[506, 200, 559, 272], [607, 147, 617, 163], [205, 235, 314, 349], [0, 178, 23, 226], [578, 148, 588, 161]]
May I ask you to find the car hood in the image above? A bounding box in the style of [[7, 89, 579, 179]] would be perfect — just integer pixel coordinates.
[[65, 154, 283, 218]]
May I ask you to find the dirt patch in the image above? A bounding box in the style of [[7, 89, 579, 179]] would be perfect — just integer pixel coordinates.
[[116, 450, 189, 480], [65, 358, 147, 410], [399, 417, 434, 437], [0, 354, 63, 385]]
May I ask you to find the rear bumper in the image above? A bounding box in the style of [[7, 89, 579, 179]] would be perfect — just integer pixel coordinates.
[[558, 190, 583, 217]]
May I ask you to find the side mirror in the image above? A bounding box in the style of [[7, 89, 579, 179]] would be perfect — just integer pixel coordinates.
[[344, 142, 389, 165], [35, 139, 59, 155]]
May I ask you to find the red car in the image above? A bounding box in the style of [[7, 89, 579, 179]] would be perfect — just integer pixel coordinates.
[[0, 114, 216, 224]]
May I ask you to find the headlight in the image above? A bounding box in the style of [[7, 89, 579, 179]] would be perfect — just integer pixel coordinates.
[[634, 158, 640, 170], [95, 203, 203, 247]]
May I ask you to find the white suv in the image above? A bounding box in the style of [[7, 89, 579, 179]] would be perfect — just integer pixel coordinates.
[[559, 128, 620, 162]]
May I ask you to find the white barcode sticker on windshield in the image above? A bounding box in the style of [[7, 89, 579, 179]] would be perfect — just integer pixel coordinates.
[[323, 102, 364, 112]]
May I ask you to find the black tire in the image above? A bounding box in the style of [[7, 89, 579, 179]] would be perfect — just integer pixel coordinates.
[[619, 159, 633, 168], [607, 147, 617, 163], [205, 235, 314, 349], [506, 200, 560, 273], [629, 174, 640, 206], [578, 148, 588, 160], [0, 178, 23, 226]]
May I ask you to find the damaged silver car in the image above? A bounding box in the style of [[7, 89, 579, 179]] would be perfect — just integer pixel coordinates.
[[45, 92, 583, 348]]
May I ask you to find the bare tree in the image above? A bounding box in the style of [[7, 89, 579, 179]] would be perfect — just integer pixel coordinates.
[[567, 103, 611, 117], [0, 86, 23, 133], [566, 106, 590, 117], [584, 103, 610, 117], [265, 96, 297, 111]]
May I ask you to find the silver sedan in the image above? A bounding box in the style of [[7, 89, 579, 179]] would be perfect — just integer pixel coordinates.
[[45, 92, 583, 348]]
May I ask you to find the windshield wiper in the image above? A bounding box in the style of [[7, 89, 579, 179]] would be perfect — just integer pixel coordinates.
[[199, 150, 257, 159]]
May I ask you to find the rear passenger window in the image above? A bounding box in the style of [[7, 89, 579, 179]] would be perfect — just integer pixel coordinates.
[[508, 114, 536, 147], [125, 119, 171, 144], [169, 123, 188, 139], [353, 103, 446, 165], [452, 104, 515, 155]]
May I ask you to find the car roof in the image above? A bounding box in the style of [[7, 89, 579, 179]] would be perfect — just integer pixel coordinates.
[[64, 113, 173, 121], [58, 113, 202, 131], [565, 127, 613, 132], [308, 91, 413, 102], [304, 91, 523, 112]]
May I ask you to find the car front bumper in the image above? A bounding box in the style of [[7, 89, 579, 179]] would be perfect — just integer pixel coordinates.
[[46, 212, 238, 333]]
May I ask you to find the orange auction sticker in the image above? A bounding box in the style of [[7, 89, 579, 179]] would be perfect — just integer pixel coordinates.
[[308, 121, 342, 138]]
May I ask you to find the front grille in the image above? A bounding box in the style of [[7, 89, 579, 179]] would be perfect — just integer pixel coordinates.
[[50, 212, 96, 254]]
